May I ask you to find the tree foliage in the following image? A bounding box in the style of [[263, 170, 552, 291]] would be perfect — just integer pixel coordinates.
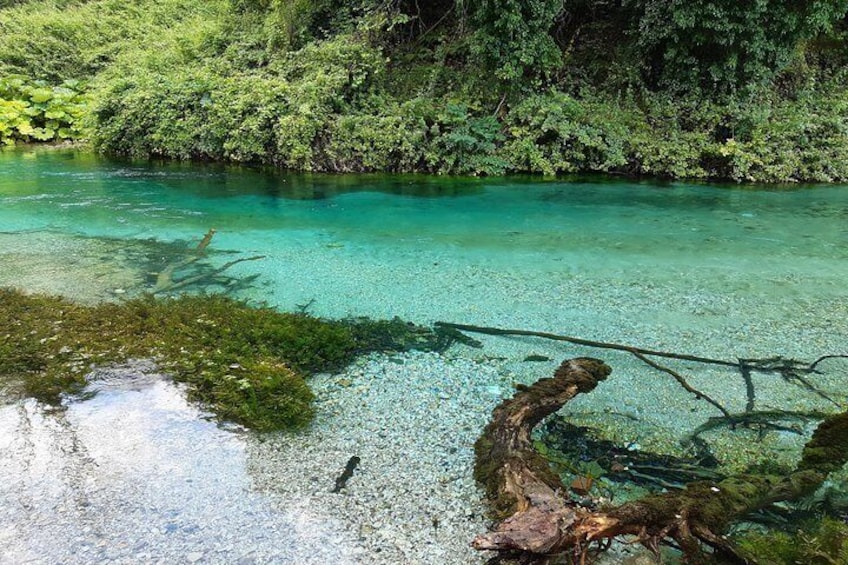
[[629, 0, 848, 92], [462, 0, 562, 82], [3, 0, 848, 182]]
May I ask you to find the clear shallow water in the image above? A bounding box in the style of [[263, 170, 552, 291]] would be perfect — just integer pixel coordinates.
[[1, 148, 848, 564], [0, 363, 360, 565], [2, 148, 845, 352]]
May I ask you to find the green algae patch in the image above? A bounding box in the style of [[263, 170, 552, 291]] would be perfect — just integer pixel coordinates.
[[0, 288, 359, 430], [733, 516, 848, 564]]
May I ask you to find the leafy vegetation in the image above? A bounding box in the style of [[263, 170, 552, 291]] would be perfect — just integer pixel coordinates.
[[0, 75, 86, 145], [2, 0, 848, 182], [630, 0, 848, 92]]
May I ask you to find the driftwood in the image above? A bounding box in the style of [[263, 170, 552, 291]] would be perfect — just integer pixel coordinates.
[[151, 229, 265, 294], [437, 321, 844, 418], [473, 358, 848, 563]]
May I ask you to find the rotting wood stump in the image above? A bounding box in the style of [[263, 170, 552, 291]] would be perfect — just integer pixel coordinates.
[[473, 358, 848, 564]]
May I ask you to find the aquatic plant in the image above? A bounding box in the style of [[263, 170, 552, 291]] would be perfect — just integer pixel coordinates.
[[0, 289, 354, 430], [733, 517, 848, 564], [0, 288, 473, 430], [340, 316, 481, 354]]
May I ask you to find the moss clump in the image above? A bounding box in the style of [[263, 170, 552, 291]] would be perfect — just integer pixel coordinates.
[[733, 517, 848, 564], [799, 411, 848, 476], [0, 289, 359, 430]]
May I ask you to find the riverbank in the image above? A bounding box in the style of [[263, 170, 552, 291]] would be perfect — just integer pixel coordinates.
[[3, 1, 848, 183]]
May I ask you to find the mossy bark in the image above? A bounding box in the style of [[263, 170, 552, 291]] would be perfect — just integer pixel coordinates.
[[473, 358, 848, 563], [473, 358, 612, 554]]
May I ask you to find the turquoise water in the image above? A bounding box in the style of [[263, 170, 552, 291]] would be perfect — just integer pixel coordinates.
[[3, 150, 846, 264], [3, 146, 846, 425], [1, 147, 848, 563], [2, 148, 846, 349]]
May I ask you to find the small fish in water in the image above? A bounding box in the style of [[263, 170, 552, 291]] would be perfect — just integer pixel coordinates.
[[331, 455, 361, 493]]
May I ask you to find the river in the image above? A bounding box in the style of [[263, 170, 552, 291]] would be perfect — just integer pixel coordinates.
[[1, 147, 846, 564]]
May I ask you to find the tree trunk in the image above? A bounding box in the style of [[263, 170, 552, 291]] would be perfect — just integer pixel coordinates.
[[473, 358, 848, 563]]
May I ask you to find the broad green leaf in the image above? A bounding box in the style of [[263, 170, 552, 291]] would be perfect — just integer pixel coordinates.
[[16, 121, 34, 135], [31, 127, 55, 141], [29, 89, 54, 104]]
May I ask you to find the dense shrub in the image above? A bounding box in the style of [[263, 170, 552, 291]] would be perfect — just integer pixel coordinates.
[[423, 103, 508, 175], [320, 111, 426, 172], [463, 0, 562, 83], [709, 91, 848, 182], [629, 0, 848, 92], [92, 69, 289, 161], [0, 0, 227, 82], [503, 91, 629, 175], [4, 0, 848, 182]]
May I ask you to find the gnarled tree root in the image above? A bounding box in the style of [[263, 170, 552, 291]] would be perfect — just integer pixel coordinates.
[[473, 358, 848, 563]]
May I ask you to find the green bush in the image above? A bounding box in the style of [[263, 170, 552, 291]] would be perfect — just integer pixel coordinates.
[[424, 102, 508, 175], [628, 0, 848, 92], [502, 91, 629, 175], [92, 34, 389, 165], [462, 0, 562, 84], [320, 110, 427, 172], [624, 94, 719, 179], [0, 0, 227, 82], [92, 69, 290, 161], [708, 91, 848, 182], [5, 0, 848, 182]]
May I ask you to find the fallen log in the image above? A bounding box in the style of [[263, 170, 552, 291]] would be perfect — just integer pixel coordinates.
[[439, 321, 844, 417], [151, 229, 265, 294], [473, 358, 848, 563]]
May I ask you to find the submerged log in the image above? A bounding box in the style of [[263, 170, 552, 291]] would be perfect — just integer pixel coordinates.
[[151, 229, 265, 294], [473, 358, 848, 563], [473, 358, 611, 555]]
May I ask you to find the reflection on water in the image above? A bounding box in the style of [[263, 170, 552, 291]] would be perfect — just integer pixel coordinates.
[[0, 363, 358, 565]]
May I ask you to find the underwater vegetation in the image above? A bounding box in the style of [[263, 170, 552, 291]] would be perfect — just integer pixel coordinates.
[[0, 289, 349, 429], [0, 288, 463, 430], [537, 417, 848, 563], [733, 517, 848, 564]]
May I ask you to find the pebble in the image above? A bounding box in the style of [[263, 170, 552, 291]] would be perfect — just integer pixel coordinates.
[[245, 351, 506, 565]]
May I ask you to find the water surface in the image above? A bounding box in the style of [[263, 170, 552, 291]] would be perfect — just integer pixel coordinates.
[[1, 148, 847, 564]]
